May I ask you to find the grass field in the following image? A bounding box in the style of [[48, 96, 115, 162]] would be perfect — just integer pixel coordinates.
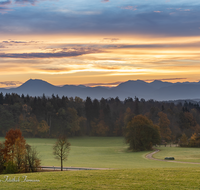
[[1, 137, 200, 189], [1, 137, 200, 168], [1, 168, 200, 189], [153, 146, 200, 163]]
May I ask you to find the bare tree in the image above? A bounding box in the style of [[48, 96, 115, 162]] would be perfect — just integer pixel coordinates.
[[53, 136, 71, 171], [25, 144, 41, 172]]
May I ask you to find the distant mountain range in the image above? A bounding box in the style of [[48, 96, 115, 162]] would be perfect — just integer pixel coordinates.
[[1, 79, 200, 101]]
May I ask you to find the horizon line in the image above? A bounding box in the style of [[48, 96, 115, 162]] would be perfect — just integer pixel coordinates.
[[1, 78, 200, 89]]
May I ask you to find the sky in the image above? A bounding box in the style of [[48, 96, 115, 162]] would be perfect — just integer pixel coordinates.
[[0, 0, 200, 88]]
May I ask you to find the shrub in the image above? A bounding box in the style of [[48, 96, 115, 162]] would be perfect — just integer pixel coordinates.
[[3, 161, 18, 174]]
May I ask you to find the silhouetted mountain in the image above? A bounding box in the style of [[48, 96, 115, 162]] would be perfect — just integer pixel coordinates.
[[114, 80, 155, 99], [148, 80, 173, 89], [1, 79, 200, 101]]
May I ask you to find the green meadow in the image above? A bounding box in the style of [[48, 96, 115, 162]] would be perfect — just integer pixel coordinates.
[[1, 168, 200, 190], [1, 137, 200, 189], [153, 146, 200, 163], [1, 137, 199, 168]]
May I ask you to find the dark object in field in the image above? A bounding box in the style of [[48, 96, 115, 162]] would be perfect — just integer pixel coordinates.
[[165, 157, 175, 160]]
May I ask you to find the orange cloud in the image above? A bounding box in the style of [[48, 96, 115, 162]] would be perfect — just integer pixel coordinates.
[[1, 34, 200, 87]]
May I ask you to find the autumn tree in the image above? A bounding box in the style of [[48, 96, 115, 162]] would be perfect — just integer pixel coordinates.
[[53, 136, 71, 171], [125, 115, 160, 151], [179, 133, 188, 147], [188, 133, 200, 147], [37, 120, 49, 137], [19, 114, 39, 137], [158, 112, 171, 142], [2, 129, 40, 174], [4, 129, 26, 164], [91, 119, 109, 136], [14, 137, 26, 171]]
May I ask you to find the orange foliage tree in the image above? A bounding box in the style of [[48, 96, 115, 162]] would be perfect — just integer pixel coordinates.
[[189, 133, 200, 147], [1, 128, 41, 174], [4, 129, 25, 164], [14, 137, 26, 170]]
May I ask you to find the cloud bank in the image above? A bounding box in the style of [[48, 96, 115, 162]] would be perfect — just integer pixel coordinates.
[[0, 81, 23, 86], [0, 47, 102, 58], [0, 0, 200, 36]]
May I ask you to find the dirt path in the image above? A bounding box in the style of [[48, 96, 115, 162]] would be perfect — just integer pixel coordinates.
[[145, 149, 200, 165], [40, 166, 111, 171]]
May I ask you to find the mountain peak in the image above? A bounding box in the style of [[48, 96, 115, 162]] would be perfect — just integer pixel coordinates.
[[117, 80, 147, 87], [26, 79, 47, 83], [151, 80, 163, 83], [151, 80, 171, 83], [18, 79, 55, 90]]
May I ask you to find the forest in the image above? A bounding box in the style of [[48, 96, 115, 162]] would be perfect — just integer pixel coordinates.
[[0, 92, 200, 146]]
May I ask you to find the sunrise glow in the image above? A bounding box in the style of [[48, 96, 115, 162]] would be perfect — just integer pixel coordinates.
[[1, 0, 200, 88]]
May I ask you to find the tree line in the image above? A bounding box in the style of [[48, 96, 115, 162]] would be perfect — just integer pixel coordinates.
[[0, 92, 200, 146]]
